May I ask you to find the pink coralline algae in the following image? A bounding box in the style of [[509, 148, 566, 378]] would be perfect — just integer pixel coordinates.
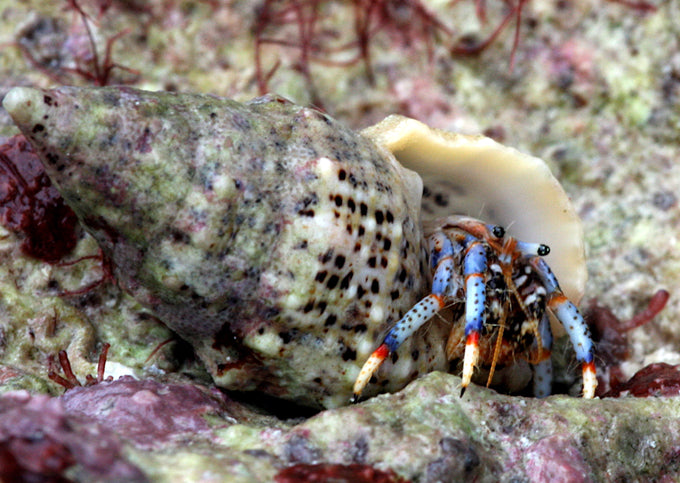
[[60, 376, 236, 448], [0, 390, 145, 482], [275, 463, 409, 483]]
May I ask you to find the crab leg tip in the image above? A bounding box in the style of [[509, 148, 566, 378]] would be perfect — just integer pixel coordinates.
[[461, 331, 480, 391], [353, 343, 390, 397], [582, 361, 597, 399]]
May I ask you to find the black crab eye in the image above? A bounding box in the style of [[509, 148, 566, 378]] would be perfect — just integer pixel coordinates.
[[537, 244, 550, 256], [492, 225, 505, 238]]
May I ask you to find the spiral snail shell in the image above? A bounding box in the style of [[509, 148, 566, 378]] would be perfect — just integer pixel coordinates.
[[3, 86, 585, 408]]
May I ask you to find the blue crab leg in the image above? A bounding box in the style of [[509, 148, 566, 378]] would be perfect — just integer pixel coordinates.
[[351, 295, 446, 400], [460, 236, 488, 396], [533, 359, 553, 398], [530, 257, 597, 398], [532, 314, 554, 398], [352, 233, 458, 400]]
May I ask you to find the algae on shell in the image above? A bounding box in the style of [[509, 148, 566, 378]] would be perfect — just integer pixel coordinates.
[[4, 86, 442, 409]]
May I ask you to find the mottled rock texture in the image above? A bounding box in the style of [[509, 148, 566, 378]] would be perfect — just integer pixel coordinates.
[[0, 0, 679, 481]]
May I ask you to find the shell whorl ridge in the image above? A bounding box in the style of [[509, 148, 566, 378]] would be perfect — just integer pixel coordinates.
[[3, 87, 585, 408]]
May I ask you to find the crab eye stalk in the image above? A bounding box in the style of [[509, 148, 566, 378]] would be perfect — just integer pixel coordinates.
[[538, 244, 550, 256], [492, 225, 505, 238]]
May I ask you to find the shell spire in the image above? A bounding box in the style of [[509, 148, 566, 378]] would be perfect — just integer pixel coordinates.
[[3, 86, 436, 408]]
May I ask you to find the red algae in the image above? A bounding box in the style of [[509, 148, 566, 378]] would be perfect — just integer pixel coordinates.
[[603, 363, 680, 398], [587, 289, 670, 396], [48, 344, 113, 390], [0, 134, 78, 262]]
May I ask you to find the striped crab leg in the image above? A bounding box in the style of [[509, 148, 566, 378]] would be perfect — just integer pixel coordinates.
[[530, 256, 597, 398], [459, 235, 487, 396], [532, 314, 554, 398], [351, 233, 454, 401], [352, 232, 490, 400]]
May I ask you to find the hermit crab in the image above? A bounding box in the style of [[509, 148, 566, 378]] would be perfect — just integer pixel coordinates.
[[3, 86, 595, 408]]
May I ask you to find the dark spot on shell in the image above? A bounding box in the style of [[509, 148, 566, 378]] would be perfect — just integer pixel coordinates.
[[43, 95, 53, 106], [324, 315, 337, 327], [390, 290, 400, 300], [320, 249, 334, 264], [368, 257, 377, 268], [170, 229, 190, 244], [375, 210, 384, 224], [360, 203, 368, 217], [279, 331, 292, 343], [32, 124, 45, 133], [327, 274, 340, 289], [383, 238, 392, 251], [335, 255, 346, 268], [386, 211, 394, 223], [342, 348, 357, 361], [334, 195, 343, 207], [338, 169, 347, 181], [315, 271, 328, 283], [371, 279, 380, 294], [347, 198, 356, 212], [340, 271, 353, 289], [357, 285, 366, 299]]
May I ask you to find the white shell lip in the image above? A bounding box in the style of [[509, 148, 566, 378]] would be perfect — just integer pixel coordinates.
[[362, 115, 587, 319]]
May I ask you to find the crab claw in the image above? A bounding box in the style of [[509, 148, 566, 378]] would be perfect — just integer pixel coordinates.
[[582, 361, 597, 399], [460, 331, 481, 396], [352, 343, 390, 402]]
